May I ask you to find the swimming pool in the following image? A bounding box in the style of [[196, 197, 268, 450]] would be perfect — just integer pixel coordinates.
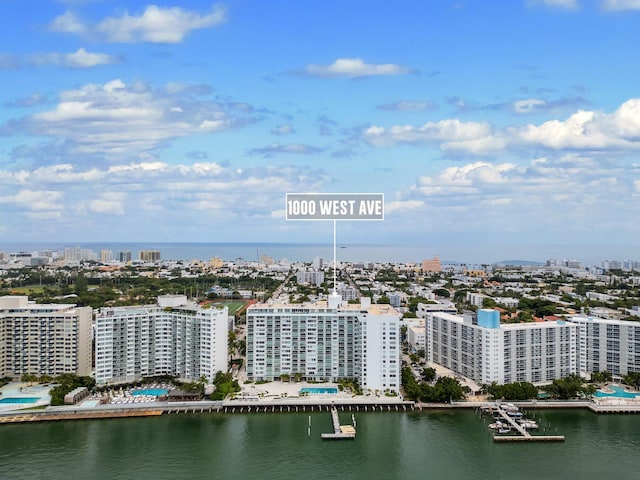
[[594, 385, 639, 398], [300, 387, 338, 394], [132, 388, 169, 397], [0, 397, 40, 404]]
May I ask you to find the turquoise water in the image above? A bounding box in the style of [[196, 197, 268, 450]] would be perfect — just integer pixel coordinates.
[[300, 387, 338, 394], [1, 410, 639, 479], [594, 385, 638, 398], [0, 397, 39, 404], [132, 389, 168, 397]]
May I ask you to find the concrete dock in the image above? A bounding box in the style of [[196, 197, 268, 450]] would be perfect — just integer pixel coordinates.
[[321, 406, 356, 440]]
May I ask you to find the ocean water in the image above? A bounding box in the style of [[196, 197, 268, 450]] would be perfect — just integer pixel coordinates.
[[0, 242, 447, 264], [0, 410, 639, 480]]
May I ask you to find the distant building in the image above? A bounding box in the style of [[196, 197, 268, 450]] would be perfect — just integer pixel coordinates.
[[407, 325, 426, 352], [246, 295, 401, 393], [296, 270, 324, 286], [338, 283, 358, 302], [312, 256, 324, 270], [139, 250, 161, 262], [100, 249, 114, 263], [421, 256, 441, 273], [466, 292, 487, 308], [95, 295, 228, 385], [209, 256, 224, 268], [118, 250, 132, 263], [0, 296, 92, 378], [64, 247, 97, 263]]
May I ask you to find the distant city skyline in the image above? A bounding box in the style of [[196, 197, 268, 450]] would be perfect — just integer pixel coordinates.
[[1, 1, 639, 262], [0, 241, 638, 268]]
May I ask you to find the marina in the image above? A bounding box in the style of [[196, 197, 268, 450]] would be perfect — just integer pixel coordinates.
[[481, 403, 565, 442]]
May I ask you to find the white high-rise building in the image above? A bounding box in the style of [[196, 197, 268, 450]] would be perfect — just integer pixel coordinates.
[[427, 309, 578, 385], [246, 295, 401, 393], [0, 296, 92, 378], [95, 295, 228, 385], [570, 315, 640, 377]]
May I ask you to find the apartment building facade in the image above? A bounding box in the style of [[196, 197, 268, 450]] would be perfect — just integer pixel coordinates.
[[570, 315, 640, 377], [427, 309, 579, 385], [0, 295, 92, 378], [95, 295, 228, 385], [246, 295, 401, 393]]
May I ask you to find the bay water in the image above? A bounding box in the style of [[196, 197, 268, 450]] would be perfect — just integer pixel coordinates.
[[1, 409, 639, 479]]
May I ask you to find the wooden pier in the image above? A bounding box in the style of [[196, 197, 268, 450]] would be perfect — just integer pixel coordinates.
[[321, 406, 356, 440], [490, 404, 565, 443]]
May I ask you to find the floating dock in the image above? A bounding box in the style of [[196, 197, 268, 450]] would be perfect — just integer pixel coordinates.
[[321, 406, 356, 440], [487, 404, 565, 443]]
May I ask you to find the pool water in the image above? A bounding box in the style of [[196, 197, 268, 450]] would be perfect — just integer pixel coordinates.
[[0, 397, 40, 404], [300, 387, 338, 394], [132, 389, 169, 397], [594, 385, 639, 398]]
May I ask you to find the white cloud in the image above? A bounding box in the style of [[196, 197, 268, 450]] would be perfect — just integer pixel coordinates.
[[49, 11, 88, 35], [363, 119, 492, 147], [601, 0, 640, 10], [29, 48, 119, 68], [385, 200, 424, 214], [3, 79, 255, 158], [402, 155, 640, 237], [88, 192, 126, 215], [0, 189, 64, 212], [50, 4, 226, 43], [365, 98, 640, 155], [513, 99, 547, 113], [304, 58, 411, 78]]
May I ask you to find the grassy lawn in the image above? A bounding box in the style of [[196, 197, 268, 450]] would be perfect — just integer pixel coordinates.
[[9, 285, 48, 294], [214, 300, 248, 316]]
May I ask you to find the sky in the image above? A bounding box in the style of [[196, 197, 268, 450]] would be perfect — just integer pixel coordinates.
[[1, 0, 639, 263]]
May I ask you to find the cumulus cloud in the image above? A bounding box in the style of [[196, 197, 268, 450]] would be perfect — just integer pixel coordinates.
[[29, 48, 120, 68], [364, 98, 640, 155], [0, 161, 331, 241], [248, 143, 324, 158], [400, 155, 640, 238], [88, 192, 126, 215], [376, 101, 437, 112], [49, 10, 88, 35], [1, 79, 257, 160], [0, 189, 65, 214], [303, 58, 412, 78], [601, 0, 640, 10], [49, 4, 226, 43]]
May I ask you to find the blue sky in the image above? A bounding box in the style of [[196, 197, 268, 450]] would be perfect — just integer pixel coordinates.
[[1, 0, 639, 263]]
